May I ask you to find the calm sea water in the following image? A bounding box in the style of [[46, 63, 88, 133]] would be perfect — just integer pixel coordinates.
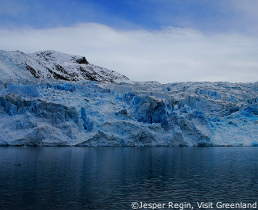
[[0, 147, 257, 210]]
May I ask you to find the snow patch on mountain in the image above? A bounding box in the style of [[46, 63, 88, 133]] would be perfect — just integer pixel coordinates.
[[0, 50, 130, 83]]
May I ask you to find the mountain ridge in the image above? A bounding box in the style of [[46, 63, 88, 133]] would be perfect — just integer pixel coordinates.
[[0, 50, 130, 83]]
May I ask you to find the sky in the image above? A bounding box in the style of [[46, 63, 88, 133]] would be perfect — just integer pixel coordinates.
[[0, 0, 258, 83]]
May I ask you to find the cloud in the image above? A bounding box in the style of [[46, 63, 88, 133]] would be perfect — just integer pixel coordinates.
[[0, 23, 257, 83]]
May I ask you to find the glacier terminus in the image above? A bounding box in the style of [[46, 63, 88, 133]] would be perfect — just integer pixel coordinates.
[[0, 50, 257, 146]]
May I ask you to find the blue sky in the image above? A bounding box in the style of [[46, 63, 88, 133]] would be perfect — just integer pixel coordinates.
[[0, 0, 258, 83], [1, 0, 257, 33]]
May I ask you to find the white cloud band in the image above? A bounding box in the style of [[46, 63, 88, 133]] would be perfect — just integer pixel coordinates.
[[0, 23, 257, 83]]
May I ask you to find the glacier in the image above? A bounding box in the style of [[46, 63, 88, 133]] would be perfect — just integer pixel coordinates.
[[0, 50, 257, 146]]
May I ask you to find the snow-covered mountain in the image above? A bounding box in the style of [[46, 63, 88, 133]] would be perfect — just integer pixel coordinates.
[[0, 50, 129, 83], [0, 50, 257, 146]]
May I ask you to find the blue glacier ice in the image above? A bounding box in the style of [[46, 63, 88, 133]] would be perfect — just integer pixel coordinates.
[[0, 50, 257, 146]]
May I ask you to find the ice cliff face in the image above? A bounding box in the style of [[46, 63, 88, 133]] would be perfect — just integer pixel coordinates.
[[0, 50, 257, 146]]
